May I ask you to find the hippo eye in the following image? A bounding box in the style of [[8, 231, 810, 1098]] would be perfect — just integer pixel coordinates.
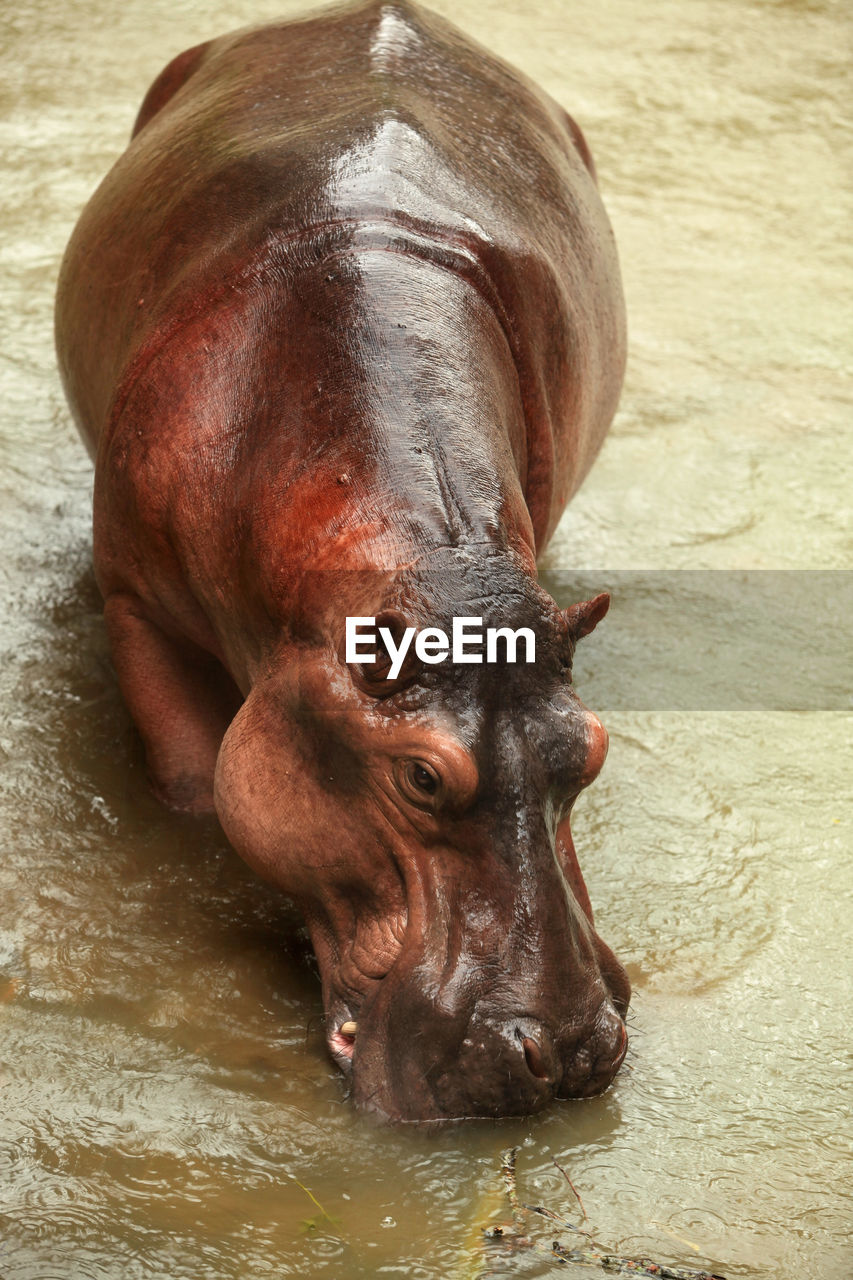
[[412, 762, 438, 794], [396, 758, 442, 808], [351, 610, 421, 694]]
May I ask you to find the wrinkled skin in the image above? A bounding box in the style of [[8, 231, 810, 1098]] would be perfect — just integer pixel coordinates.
[[55, 0, 630, 1122]]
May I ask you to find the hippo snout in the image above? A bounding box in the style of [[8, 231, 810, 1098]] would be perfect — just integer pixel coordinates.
[[346, 987, 629, 1122], [313, 826, 633, 1122]]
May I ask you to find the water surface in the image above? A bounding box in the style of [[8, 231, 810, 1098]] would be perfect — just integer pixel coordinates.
[[1, 1, 850, 1277]]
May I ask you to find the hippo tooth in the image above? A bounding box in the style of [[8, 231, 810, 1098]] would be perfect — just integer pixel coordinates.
[[340, 1021, 357, 1036]]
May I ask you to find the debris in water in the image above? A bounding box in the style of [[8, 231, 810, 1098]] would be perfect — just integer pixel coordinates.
[[553, 1157, 588, 1223], [500, 1146, 527, 1234], [470, 1149, 727, 1278]]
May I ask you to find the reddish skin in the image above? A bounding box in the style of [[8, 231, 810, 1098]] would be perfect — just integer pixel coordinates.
[[55, 0, 629, 1122]]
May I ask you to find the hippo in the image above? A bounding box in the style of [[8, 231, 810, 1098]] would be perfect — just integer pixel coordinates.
[[55, 0, 629, 1122]]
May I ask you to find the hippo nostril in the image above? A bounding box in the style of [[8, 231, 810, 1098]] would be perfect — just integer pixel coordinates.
[[511, 1022, 557, 1084], [521, 1035, 550, 1079]]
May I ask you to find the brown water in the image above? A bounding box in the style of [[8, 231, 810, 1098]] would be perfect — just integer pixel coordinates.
[[1, 1, 850, 1277]]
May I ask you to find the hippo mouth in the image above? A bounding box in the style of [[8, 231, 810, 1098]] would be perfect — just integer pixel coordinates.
[[325, 997, 629, 1123], [303, 796, 631, 1122], [328, 1014, 358, 1066], [317, 915, 630, 1123], [316, 905, 409, 1073]]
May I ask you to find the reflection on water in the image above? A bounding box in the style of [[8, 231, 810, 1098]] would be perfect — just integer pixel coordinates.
[[1, 0, 850, 1277]]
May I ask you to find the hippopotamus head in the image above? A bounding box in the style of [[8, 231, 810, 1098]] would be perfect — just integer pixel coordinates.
[[214, 549, 629, 1122]]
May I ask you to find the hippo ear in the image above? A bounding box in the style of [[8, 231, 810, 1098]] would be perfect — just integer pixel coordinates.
[[563, 591, 610, 640]]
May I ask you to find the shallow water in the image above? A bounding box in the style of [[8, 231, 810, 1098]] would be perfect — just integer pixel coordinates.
[[1, 1, 850, 1278]]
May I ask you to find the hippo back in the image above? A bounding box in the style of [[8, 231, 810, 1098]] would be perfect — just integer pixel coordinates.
[[55, 0, 625, 551]]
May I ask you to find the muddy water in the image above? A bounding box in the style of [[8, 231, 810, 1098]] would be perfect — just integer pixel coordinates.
[[1, 0, 850, 1277]]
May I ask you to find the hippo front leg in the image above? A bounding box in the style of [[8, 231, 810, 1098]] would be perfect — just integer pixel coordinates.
[[103, 593, 242, 813]]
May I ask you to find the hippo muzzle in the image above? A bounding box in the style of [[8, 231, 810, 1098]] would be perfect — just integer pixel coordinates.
[[328, 834, 631, 1122]]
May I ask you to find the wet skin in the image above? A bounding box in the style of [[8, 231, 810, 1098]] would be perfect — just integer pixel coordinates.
[[55, 0, 629, 1121]]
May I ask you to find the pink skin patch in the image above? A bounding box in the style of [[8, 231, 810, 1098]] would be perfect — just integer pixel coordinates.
[[329, 1026, 356, 1061]]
